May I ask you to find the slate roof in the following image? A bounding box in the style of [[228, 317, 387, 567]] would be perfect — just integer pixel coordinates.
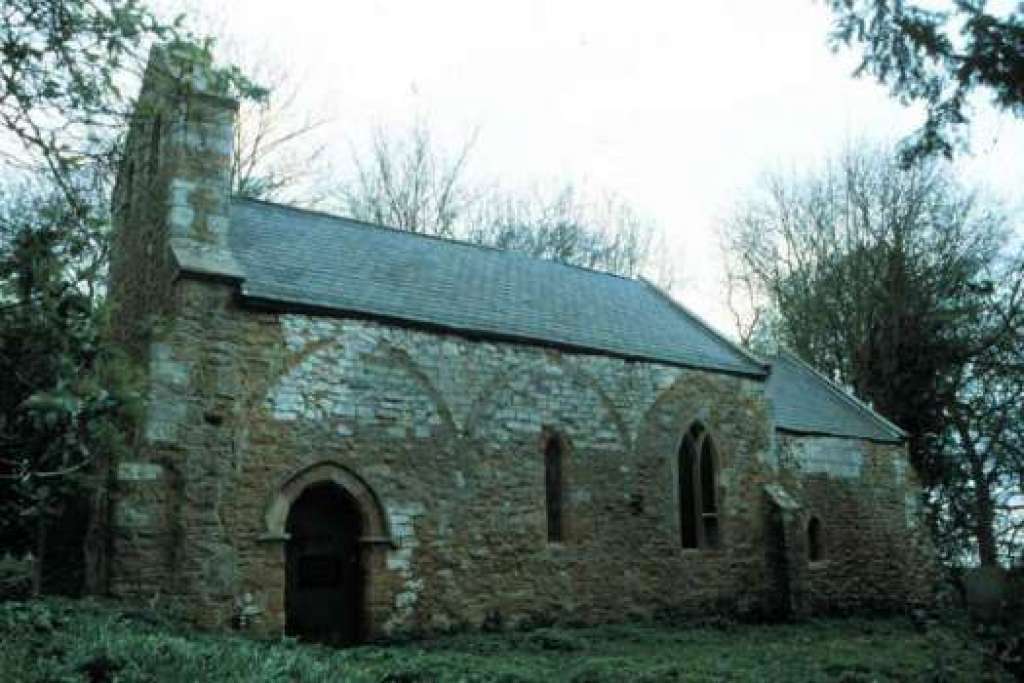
[[766, 351, 905, 443], [227, 198, 767, 376]]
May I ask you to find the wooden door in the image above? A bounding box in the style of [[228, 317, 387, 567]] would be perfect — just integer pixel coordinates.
[[285, 483, 364, 645]]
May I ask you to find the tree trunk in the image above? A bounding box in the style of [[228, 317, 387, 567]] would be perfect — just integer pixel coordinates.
[[969, 455, 999, 567]]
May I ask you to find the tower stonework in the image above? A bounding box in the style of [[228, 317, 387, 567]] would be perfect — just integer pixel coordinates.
[[107, 44, 243, 608], [110, 42, 241, 343], [104, 46, 936, 641]]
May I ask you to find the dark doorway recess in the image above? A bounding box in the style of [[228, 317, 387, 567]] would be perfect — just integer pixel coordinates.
[[41, 493, 91, 596], [765, 503, 792, 620], [285, 482, 365, 645]]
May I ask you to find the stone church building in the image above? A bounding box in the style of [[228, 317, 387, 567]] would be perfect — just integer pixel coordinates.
[[105, 47, 933, 644]]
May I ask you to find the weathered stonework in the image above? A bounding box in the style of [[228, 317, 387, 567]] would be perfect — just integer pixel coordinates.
[[103, 45, 937, 642], [773, 434, 936, 615], [106, 273, 933, 636]]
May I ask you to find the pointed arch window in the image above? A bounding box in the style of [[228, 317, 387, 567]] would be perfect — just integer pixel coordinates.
[[545, 435, 564, 543], [679, 422, 720, 549]]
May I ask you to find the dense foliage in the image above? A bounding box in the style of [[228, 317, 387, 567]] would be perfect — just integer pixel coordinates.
[[0, 180, 137, 595], [826, 0, 1024, 164]]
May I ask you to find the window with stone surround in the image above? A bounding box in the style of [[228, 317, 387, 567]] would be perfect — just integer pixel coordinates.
[[808, 516, 824, 562], [679, 422, 720, 549], [545, 435, 564, 543]]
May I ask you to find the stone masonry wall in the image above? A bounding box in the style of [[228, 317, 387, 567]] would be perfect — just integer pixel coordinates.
[[109, 46, 238, 358], [105, 45, 243, 602], [109, 274, 934, 638], [775, 434, 936, 613], [111, 277, 780, 635], [107, 45, 934, 639]]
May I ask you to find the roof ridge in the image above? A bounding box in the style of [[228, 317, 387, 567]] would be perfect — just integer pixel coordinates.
[[229, 196, 769, 376], [775, 349, 906, 440], [640, 278, 770, 374], [232, 196, 640, 283]]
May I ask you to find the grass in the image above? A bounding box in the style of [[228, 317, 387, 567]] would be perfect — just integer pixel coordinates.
[[0, 598, 1014, 682]]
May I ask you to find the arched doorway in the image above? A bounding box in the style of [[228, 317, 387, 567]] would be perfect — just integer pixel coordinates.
[[265, 461, 394, 643], [285, 482, 364, 644]]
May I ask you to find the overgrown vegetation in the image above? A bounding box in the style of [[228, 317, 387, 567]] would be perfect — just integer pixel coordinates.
[[0, 598, 1016, 682]]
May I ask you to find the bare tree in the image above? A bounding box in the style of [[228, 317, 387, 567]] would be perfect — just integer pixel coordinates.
[[942, 270, 1024, 566], [168, 2, 334, 206], [467, 183, 673, 284], [721, 143, 1024, 565], [333, 121, 673, 283], [336, 122, 477, 238], [229, 58, 332, 206]]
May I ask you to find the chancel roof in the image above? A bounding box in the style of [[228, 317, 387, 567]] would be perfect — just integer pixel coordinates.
[[766, 351, 906, 443]]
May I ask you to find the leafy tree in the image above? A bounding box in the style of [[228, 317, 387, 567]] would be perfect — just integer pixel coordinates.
[[722, 144, 1024, 565], [0, 180, 137, 594], [0, 1, 265, 594], [826, 0, 1024, 164], [1, 1, 264, 207]]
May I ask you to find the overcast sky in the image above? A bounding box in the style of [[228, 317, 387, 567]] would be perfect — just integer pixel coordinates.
[[184, 0, 1024, 334]]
